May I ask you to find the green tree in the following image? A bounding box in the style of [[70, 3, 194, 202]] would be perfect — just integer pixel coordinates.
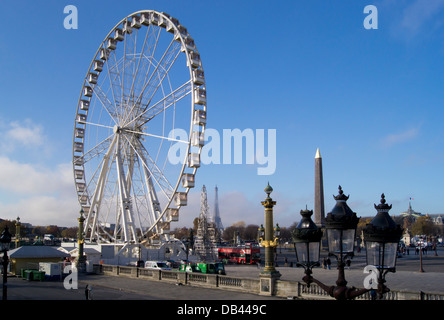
[[411, 216, 434, 236], [244, 224, 260, 241], [172, 227, 191, 241], [61, 227, 79, 239], [0, 220, 15, 234]]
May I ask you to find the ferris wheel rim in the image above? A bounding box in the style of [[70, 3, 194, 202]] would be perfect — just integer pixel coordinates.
[[72, 10, 206, 244]]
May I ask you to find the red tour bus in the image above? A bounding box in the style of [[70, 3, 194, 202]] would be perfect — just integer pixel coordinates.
[[218, 242, 261, 264]]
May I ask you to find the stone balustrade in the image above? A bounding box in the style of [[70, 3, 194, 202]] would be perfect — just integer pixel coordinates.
[[93, 264, 444, 300]]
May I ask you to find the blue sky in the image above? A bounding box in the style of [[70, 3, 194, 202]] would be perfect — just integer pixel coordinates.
[[1, 0, 444, 228]]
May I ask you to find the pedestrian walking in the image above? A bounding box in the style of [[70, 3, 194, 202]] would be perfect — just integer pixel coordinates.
[[326, 257, 331, 270], [370, 289, 377, 300], [85, 284, 93, 300]]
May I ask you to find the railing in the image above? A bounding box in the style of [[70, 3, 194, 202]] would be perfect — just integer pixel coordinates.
[[93, 264, 444, 300], [219, 276, 242, 288], [421, 291, 444, 300], [188, 273, 207, 283]]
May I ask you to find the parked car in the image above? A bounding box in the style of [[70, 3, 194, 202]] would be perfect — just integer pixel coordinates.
[[197, 262, 226, 275], [144, 261, 171, 270], [178, 263, 201, 273]]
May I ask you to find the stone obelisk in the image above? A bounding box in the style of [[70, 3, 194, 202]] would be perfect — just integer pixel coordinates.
[[314, 148, 325, 227]]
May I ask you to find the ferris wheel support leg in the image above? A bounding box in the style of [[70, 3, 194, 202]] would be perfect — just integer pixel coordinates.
[[87, 135, 118, 240], [115, 135, 138, 244], [142, 163, 162, 233]]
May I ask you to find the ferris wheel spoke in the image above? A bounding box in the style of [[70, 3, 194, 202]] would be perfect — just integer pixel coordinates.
[[129, 160, 148, 233], [132, 38, 181, 119], [134, 157, 158, 227], [80, 134, 114, 164], [106, 48, 137, 124], [125, 80, 192, 128], [130, 26, 163, 106], [120, 21, 131, 125], [118, 27, 163, 127], [138, 42, 182, 116], [83, 121, 114, 130], [127, 24, 154, 111], [91, 83, 120, 124], [123, 128, 189, 144], [123, 134, 174, 200], [107, 46, 124, 102], [142, 165, 162, 233]]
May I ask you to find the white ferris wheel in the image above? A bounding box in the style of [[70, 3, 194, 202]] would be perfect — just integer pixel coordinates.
[[72, 10, 206, 246]]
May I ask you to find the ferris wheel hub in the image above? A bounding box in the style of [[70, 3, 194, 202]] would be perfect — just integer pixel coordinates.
[[113, 125, 121, 134]]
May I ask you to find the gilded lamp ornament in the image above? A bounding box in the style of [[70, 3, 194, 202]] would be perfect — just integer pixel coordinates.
[[259, 183, 280, 248]]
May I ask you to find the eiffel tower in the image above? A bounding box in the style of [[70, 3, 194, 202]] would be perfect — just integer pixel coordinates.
[[194, 185, 218, 262], [213, 185, 224, 233]]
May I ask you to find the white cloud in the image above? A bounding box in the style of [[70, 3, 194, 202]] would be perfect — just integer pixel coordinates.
[[0, 156, 78, 227], [386, 0, 444, 41], [6, 119, 45, 146], [0, 118, 52, 156], [400, 0, 444, 34], [381, 126, 420, 148], [0, 116, 79, 226], [0, 157, 73, 195], [0, 195, 78, 227]]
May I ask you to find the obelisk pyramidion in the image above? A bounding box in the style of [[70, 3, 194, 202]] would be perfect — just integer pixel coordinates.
[[314, 148, 325, 227]]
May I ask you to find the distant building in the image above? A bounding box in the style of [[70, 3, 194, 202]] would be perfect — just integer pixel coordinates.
[[399, 202, 423, 219], [7, 246, 70, 275], [426, 214, 444, 225]]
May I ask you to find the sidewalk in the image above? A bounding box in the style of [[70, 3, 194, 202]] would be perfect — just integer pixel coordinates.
[[5, 273, 283, 300], [77, 273, 283, 300]]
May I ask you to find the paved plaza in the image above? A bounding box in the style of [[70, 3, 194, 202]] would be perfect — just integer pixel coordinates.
[[268, 246, 444, 294], [4, 247, 444, 301]]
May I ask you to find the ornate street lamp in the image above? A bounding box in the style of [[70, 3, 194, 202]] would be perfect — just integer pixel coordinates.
[[291, 208, 323, 287], [15, 217, 21, 249], [363, 193, 403, 299], [274, 224, 281, 238], [258, 183, 281, 296], [322, 185, 368, 299], [0, 226, 12, 300], [258, 224, 265, 241], [258, 183, 280, 274], [293, 186, 368, 300], [325, 186, 359, 262], [76, 209, 87, 272]]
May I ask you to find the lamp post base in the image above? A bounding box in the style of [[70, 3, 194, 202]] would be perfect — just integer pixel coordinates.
[[259, 271, 281, 296], [76, 256, 87, 273]]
